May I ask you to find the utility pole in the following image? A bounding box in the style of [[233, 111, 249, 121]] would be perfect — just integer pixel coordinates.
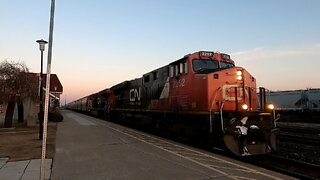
[[40, 0, 55, 179]]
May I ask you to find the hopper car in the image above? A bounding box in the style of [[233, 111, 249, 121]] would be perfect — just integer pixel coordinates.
[[267, 89, 320, 112], [266, 89, 320, 123]]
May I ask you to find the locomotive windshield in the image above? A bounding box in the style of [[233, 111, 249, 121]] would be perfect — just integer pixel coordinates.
[[221, 61, 235, 69], [193, 59, 219, 73]]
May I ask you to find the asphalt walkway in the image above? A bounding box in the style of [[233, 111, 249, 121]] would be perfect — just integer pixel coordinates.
[[0, 110, 297, 180], [51, 110, 296, 180]]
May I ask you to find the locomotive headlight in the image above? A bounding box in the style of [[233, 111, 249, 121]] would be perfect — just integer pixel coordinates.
[[236, 76, 243, 80], [267, 104, 275, 110], [241, 104, 248, 110], [236, 70, 243, 81]]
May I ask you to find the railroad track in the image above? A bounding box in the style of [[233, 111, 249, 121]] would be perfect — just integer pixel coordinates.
[[274, 126, 320, 167], [238, 123, 320, 179], [242, 153, 320, 180]]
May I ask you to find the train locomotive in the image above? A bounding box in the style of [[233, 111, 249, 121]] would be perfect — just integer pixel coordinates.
[[68, 51, 278, 156]]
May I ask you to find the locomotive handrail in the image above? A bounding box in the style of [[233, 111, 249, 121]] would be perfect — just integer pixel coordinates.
[[210, 87, 222, 110], [209, 87, 222, 133], [274, 113, 281, 128], [220, 101, 225, 133]]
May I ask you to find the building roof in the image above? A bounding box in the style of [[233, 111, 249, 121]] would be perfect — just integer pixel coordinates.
[[30, 73, 63, 93]]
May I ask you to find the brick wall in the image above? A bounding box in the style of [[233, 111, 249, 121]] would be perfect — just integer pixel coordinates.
[[0, 103, 7, 114]]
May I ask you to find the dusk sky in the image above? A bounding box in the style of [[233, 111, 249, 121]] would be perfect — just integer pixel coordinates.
[[1, 0, 319, 104]]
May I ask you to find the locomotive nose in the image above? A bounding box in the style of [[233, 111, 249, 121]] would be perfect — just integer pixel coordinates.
[[222, 114, 276, 156]]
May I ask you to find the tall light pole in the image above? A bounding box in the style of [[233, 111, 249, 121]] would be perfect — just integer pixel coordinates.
[[40, 0, 55, 179], [36, 39, 48, 140]]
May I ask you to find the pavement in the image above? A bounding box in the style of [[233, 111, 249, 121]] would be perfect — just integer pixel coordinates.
[[0, 113, 52, 180], [0, 158, 52, 180], [0, 110, 297, 179]]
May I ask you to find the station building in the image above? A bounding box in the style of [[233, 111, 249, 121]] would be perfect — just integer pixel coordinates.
[[0, 73, 63, 127]]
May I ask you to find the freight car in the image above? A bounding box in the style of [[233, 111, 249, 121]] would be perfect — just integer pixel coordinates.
[[266, 89, 320, 123], [67, 51, 278, 156], [267, 89, 320, 111]]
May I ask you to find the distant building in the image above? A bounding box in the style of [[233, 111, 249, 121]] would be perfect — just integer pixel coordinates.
[[32, 73, 63, 108], [0, 73, 63, 127]]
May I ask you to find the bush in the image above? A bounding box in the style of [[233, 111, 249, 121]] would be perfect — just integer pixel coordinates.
[[49, 111, 64, 122], [38, 111, 64, 122]]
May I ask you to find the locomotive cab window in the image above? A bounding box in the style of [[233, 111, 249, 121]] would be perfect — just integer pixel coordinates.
[[220, 61, 235, 69], [169, 66, 174, 77], [169, 61, 188, 77], [152, 71, 158, 80], [193, 59, 219, 73], [144, 75, 150, 83]]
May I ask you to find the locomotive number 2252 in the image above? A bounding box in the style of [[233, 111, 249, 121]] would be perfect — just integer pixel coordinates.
[[173, 79, 185, 88]]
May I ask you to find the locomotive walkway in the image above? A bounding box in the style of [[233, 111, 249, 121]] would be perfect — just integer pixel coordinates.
[[50, 110, 296, 180]]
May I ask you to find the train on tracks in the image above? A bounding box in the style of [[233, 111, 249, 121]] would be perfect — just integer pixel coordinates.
[[265, 89, 320, 123], [67, 51, 278, 156], [266, 89, 320, 113]]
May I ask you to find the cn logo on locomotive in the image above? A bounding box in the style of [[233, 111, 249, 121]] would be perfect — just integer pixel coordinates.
[[129, 88, 141, 102], [222, 84, 244, 101]]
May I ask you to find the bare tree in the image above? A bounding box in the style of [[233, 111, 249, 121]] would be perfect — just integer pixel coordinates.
[[0, 60, 38, 128]]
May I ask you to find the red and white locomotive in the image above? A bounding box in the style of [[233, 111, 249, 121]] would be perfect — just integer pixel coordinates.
[[68, 51, 277, 156]]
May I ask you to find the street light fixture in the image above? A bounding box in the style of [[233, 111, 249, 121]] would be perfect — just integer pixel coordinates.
[[36, 39, 48, 140]]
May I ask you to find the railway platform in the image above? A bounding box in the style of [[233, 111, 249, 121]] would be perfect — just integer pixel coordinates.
[[51, 110, 295, 180]]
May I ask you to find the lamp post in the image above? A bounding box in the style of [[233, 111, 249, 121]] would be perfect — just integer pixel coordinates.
[[36, 39, 48, 140]]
